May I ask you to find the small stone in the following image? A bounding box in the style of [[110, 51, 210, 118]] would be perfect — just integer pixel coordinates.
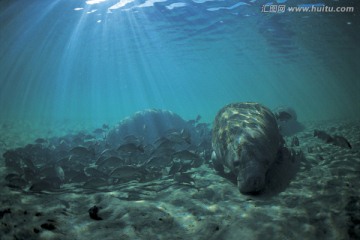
[[291, 136, 299, 147], [353, 225, 360, 238], [88, 206, 103, 220], [0, 208, 11, 219], [41, 223, 56, 231]]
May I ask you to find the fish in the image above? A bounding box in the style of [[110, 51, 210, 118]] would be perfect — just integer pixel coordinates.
[[84, 134, 96, 140], [5, 173, 19, 181], [191, 155, 204, 168], [29, 178, 61, 192], [172, 150, 199, 161], [179, 160, 193, 172], [84, 167, 108, 178], [153, 129, 191, 147], [187, 120, 196, 125], [97, 156, 125, 169], [166, 129, 191, 144], [102, 124, 109, 129], [150, 147, 176, 161], [39, 165, 62, 181], [188, 115, 201, 126], [71, 172, 90, 182], [168, 160, 193, 175], [314, 130, 333, 143], [23, 167, 38, 181], [332, 135, 352, 149], [70, 146, 95, 157], [93, 128, 106, 135], [99, 148, 118, 158], [3, 150, 22, 171], [83, 178, 109, 188], [117, 143, 144, 153], [55, 165, 65, 182], [21, 157, 38, 172], [109, 166, 146, 180], [154, 137, 178, 150], [174, 172, 195, 184], [145, 156, 172, 167], [168, 160, 182, 176], [6, 176, 27, 189], [123, 135, 142, 144]]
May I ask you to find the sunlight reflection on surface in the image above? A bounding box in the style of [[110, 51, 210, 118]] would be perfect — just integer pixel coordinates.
[[86, 0, 107, 5]]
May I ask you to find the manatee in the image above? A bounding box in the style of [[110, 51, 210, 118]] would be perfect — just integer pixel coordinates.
[[273, 106, 304, 136], [212, 102, 283, 194], [274, 106, 297, 122]]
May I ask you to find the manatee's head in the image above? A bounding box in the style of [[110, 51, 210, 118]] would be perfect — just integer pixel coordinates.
[[233, 144, 267, 194]]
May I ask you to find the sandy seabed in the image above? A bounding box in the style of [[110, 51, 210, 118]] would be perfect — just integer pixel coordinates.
[[0, 119, 359, 240]]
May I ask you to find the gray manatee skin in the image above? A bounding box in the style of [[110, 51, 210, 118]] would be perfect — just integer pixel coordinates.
[[212, 102, 282, 194]]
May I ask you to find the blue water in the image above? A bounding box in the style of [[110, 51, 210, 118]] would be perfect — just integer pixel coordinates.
[[0, 0, 359, 128]]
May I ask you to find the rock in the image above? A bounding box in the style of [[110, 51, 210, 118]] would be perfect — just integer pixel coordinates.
[[89, 206, 103, 220]]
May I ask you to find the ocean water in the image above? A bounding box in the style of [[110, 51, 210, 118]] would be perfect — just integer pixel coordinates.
[[1, 1, 360, 239], [0, 0, 359, 127]]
